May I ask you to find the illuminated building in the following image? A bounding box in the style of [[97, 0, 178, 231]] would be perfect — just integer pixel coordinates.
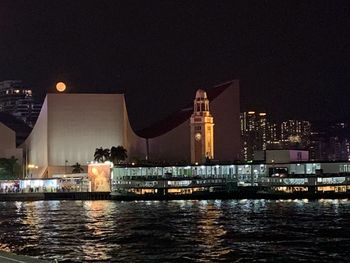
[[0, 80, 41, 127], [20, 80, 241, 178], [308, 122, 350, 162], [280, 120, 311, 147], [110, 160, 350, 196], [190, 89, 214, 163], [240, 111, 269, 161]]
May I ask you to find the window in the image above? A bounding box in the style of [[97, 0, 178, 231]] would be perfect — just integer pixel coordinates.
[[297, 152, 302, 161]]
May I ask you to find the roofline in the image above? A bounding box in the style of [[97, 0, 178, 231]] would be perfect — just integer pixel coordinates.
[[134, 80, 237, 138]]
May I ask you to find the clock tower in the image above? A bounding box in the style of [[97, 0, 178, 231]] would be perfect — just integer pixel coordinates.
[[190, 89, 214, 164]]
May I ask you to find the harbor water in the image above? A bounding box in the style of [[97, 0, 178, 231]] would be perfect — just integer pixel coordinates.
[[0, 199, 349, 262]]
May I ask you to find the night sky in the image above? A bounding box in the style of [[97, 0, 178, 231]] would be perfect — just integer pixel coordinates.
[[1, 1, 350, 129]]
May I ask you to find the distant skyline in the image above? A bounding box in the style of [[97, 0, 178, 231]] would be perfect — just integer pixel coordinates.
[[1, 1, 350, 129]]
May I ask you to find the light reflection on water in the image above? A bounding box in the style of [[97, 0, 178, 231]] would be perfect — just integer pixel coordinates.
[[0, 199, 350, 262]]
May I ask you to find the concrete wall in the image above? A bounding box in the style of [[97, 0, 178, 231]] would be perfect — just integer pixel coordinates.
[[148, 120, 191, 162], [47, 94, 127, 166], [123, 100, 147, 160], [22, 93, 145, 178], [145, 80, 241, 163], [22, 99, 48, 177], [210, 80, 241, 161]]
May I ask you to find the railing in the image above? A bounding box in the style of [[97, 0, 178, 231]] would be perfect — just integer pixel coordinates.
[[0, 186, 90, 194], [112, 178, 227, 189], [259, 176, 350, 187]]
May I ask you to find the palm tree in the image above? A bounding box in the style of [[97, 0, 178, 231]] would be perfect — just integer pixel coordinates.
[[94, 147, 110, 162], [0, 156, 20, 179], [71, 162, 84, 173], [110, 146, 128, 165]]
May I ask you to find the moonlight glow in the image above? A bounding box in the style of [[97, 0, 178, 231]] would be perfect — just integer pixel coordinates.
[[56, 82, 66, 92]]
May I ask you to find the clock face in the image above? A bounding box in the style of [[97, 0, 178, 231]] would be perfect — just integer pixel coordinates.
[[195, 132, 202, 141]]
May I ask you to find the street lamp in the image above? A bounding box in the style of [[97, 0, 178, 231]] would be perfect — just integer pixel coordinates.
[[27, 164, 38, 179]]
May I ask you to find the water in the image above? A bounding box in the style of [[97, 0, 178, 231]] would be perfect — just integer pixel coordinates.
[[0, 199, 350, 262]]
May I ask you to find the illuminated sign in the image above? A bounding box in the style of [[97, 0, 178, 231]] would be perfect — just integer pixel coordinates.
[[88, 163, 111, 192]]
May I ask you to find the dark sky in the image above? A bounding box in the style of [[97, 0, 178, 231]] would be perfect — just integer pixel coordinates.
[[1, 1, 350, 129]]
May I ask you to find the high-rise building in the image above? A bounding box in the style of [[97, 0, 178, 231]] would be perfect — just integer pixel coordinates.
[[258, 113, 267, 151], [240, 111, 315, 160], [308, 131, 327, 161], [266, 122, 278, 142], [0, 80, 41, 127], [240, 111, 268, 161], [280, 120, 311, 147]]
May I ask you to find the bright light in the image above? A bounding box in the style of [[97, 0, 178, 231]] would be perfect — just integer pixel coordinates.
[[56, 82, 66, 92], [104, 160, 113, 168]]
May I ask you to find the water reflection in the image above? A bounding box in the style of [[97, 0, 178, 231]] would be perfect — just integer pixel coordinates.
[[0, 199, 349, 262], [196, 201, 231, 261]]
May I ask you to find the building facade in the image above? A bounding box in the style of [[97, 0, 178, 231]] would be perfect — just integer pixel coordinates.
[[190, 89, 214, 163], [240, 111, 270, 161], [0, 80, 41, 127], [20, 80, 241, 178]]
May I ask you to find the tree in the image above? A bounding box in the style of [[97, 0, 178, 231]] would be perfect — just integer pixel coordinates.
[[71, 162, 84, 173], [110, 146, 128, 165], [94, 147, 110, 162], [0, 156, 21, 179]]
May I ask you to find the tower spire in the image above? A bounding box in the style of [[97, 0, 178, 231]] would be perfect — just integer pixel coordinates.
[[190, 89, 214, 164]]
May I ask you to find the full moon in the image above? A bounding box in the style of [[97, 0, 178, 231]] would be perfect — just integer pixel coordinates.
[[56, 82, 66, 92]]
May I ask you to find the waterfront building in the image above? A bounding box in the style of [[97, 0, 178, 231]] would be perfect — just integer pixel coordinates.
[[110, 160, 350, 196], [190, 89, 214, 163], [20, 80, 241, 178]]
